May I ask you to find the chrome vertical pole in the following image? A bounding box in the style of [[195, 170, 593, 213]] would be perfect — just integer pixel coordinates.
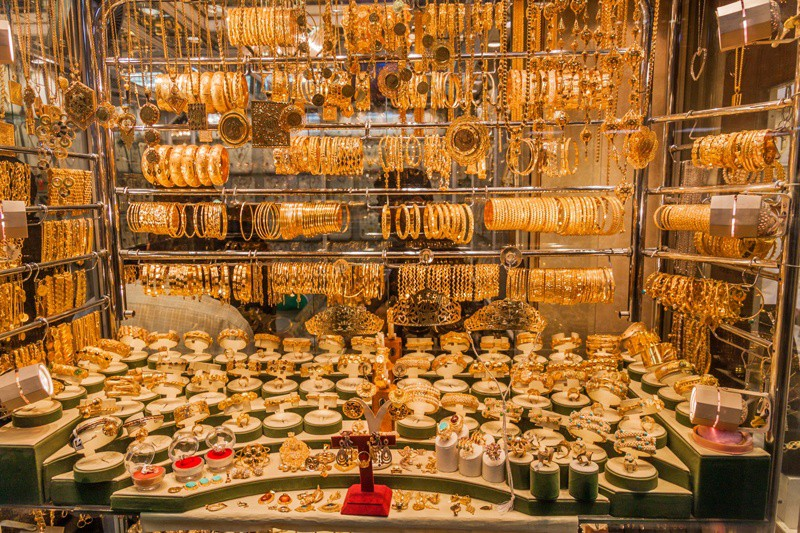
[[767, 4, 800, 526], [627, 0, 654, 322]]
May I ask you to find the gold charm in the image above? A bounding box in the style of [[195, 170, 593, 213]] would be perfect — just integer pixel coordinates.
[[165, 84, 188, 114]]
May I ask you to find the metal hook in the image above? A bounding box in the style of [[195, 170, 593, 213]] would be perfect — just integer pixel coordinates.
[[87, 251, 101, 273], [20, 263, 37, 283], [741, 265, 762, 289], [687, 115, 699, 140], [40, 316, 50, 340]]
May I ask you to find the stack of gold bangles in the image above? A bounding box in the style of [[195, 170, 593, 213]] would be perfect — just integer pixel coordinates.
[[141, 145, 229, 187], [693, 233, 777, 260], [246, 202, 350, 240], [127, 202, 227, 239], [155, 72, 248, 113], [382, 202, 474, 243], [264, 261, 384, 306], [653, 203, 711, 232], [692, 129, 779, 173], [506, 267, 615, 305], [226, 6, 301, 48], [231, 264, 264, 305], [484, 196, 625, 235], [274, 136, 363, 176]]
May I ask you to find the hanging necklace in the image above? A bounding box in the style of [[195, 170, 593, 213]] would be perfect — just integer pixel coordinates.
[[732, 46, 745, 106], [690, 0, 707, 81], [60, 1, 97, 132], [138, 0, 161, 128]]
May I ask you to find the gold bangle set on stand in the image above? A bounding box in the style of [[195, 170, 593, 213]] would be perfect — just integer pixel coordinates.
[[692, 129, 780, 184]]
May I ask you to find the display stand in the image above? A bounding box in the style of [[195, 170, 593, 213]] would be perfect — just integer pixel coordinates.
[[330, 401, 396, 516]]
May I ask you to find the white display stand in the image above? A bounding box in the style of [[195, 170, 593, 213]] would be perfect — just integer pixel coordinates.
[[435, 433, 459, 473], [458, 444, 484, 477]]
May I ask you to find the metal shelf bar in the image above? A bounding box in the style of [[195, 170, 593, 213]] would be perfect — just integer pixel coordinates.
[[25, 203, 104, 213], [0, 144, 99, 161], [120, 248, 632, 261], [0, 251, 108, 278], [108, 48, 631, 66], [643, 248, 780, 269], [0, 297, 110, 342], [138, 119, 622, 132], [115, 185, 618, 198], [649, 98, 795, 124], [717, 322, 773, 350], [648, 182, 786, 195]]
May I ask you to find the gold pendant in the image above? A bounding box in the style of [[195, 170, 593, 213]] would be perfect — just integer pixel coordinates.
[[139, 102, 160, 126], [7, 80, 22, 106], [95, 101, 117, 127], [165, 84, 188, 114], [218, 109, 250, 147], [63, 81, 97, 129], [0, 121, 14, 148], [187, 102, 208, 131]]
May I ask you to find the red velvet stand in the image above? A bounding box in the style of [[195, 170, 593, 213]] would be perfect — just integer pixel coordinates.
[[331, 432, 396, 516]]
